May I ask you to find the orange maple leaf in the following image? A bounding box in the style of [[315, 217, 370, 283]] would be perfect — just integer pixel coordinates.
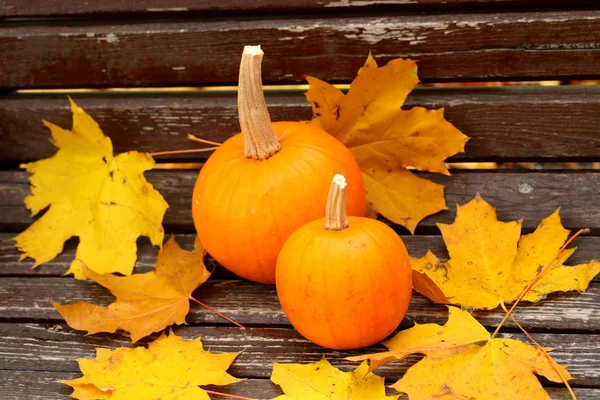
[[306, 54, 468, 233], [53, 236, 218, 342]]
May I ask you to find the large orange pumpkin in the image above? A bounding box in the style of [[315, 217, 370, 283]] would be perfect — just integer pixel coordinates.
[[192, 46, 366, 284], [276, 174, 412, 350]]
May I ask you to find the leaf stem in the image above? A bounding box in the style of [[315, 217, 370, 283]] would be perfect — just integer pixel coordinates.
[[491, 228, 589, 339], [499, 303, 576, 400], [204, 389, 252, 399], [149, 147, 220, 157], [187, 134, 223, 147], [189, 296, 244, 328]]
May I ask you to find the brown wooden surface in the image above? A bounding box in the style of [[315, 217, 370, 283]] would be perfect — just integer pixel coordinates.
[[1, 371, 598, 400], [2, 169, 599, 233], [3, 10, 600, 89], [3, 233, 599, 276], [3, 0, 600, 18], [1, 277, 599, 331], [1, 323, 598, 383], [2, 372, 598, 400], [2, 87, 600, 163], [2, 5, 599, 398]]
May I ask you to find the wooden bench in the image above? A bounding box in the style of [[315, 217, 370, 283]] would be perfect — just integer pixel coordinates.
[[1, 1, 600, 398]]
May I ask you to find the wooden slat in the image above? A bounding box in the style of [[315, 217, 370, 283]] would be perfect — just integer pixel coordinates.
[[2, 0, 597, 18], [0, 233, 446, 276], [1, 372, 595, 400], [1, 323, 598, 386], [0, 371, 596, 400], [1, 277, 599, 331], [2, 87, 600, 163], [2, 170, 600, 233], [2, 232, 598, 277], [2, 11, 600, 89]]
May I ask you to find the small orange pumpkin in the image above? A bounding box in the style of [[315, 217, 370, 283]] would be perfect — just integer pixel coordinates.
[[276, 174, 412, 350], [192, 46, 366, 284]]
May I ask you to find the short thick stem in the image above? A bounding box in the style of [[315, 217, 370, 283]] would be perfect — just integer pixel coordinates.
[[325, 174, 350, 231], [238, 45, 280, 160]]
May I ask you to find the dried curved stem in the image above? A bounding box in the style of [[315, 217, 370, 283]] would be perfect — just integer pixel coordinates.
[[187, 134, 223, 147], [189, 296, 244, 328], [325, 174, 350, 231], [491, 228, 589, 339], [499, 303, 576, 400], [204, 389, 252, 399], [149, 147, 219, 157], [238, 45, 280, 160]]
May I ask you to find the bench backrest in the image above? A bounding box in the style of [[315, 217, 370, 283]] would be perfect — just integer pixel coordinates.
[[1, 1, 599, 236]]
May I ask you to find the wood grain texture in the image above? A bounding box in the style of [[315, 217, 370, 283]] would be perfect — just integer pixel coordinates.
[[2, 87, 600, 163], [2, 232, 598, 276], [0, 323, 598, 386], [0, 371, 596, 400], [1, 371, 596, 400], [2, 170, 600, 233], [2, 10, 600, 89], [0, 233, 446, 276], [3, 0, 599, 18], [1, 277, 599, 331]]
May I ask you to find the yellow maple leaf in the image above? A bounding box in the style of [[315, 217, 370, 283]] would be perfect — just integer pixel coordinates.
[[53, 236, 211, 342], [413, 194, 600, 309], [362, 166, 446, 233], [62, 332, 239, 400], [349, 307, 571, 400], [306, 54, 468, 232], [271, 358, 398, 400], [14, 98, 168, 279]]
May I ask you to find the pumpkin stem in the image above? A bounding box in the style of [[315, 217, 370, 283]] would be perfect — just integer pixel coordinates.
[[325, 174, 350, 231], [238, 45, 281, 160]]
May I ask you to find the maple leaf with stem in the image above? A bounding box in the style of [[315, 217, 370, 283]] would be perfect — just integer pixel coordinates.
[[306, 54, 469, 233], [15, 98, 168, 279], [53, 236, 240, 343], [351, 224, 585, 400], [62, 332, 241, 400], [411, 194, 600, 309], [349, 307, 571, 400]]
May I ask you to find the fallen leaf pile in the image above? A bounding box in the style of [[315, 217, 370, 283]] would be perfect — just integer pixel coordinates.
[[349, 307, 571, 400], [53, 236, 210, 342], [412, 194, 600, 309], [63, 332, 239, 400], [271, 358, 397, 400], [15, 98, 168, 280], [306, 54, 469, 233]]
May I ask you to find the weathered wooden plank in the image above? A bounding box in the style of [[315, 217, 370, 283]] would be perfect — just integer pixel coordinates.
[[2, 0, 597, 18], [1, 277, 598, 331], [2, 232, 598, 277], [2, 87, 600, 163], [1, 371, 594, 400], [0, 370, 595, 400], [2, 170, 600, 233], [2, 11, 600, 89], [0, 233, 446, 276], [0, 323, 598, 386]]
